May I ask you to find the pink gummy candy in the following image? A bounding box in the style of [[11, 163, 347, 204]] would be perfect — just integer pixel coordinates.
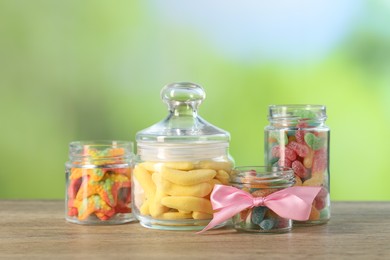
[[295, 121, 308, 144], [314, 187, 328, 210], [292, 160, 309, 179], [272, 145, 297, 161], [312, 148, 327, 173], [287, 141, 310, 158], [278, 157, 292, 168]]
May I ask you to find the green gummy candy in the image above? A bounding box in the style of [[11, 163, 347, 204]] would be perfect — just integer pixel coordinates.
[[251, 206, 267, 225], [304, 133, 325, 150], [259, 218, 275, 230], [293, 109, 316, 119]]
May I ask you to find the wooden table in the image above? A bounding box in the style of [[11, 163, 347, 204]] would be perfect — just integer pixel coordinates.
[[0, 201, 389, 259]]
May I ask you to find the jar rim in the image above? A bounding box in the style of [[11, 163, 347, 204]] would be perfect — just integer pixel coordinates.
[[68, 140, 134, 161], [230, 166, 295, 187]]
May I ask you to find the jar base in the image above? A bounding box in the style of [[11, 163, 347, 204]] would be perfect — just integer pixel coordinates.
[[234, 226, 292, 234], [293, 218, 330, 226], [66, 213, 135, 225], [136, 215, 225, 231]]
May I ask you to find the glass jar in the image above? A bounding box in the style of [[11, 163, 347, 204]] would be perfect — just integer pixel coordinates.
[[264, 105, 330, 225], [231, 166, 295, 233], [65, 140, 135, 225], [133, 82, 234, 230]]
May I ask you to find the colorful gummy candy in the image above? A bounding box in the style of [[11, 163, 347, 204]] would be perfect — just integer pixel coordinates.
[[66, 147, 132, 222], [265, 120, 330, 222], [133, 160, 232, 221], [232, 179, 291, 232]]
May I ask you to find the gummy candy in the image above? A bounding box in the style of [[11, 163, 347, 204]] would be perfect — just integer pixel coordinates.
[[292, 160, 309, 180], [251, 206, 267, 225], [287, 141, 309, 158], [259, 218, 275, 230], [304, 133, 326, 151], [312, 148, 327, 174], [133, 160, 233, 222], [313, 187, 328, 210]]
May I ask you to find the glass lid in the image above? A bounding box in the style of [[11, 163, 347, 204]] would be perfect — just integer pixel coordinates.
[[136, 82, 230, 144]]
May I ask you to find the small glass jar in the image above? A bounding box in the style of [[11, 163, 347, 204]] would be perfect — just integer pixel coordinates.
[[65, 140, 135, 225], [133, 82, 234, 230], [264, 105, 330, 225], [231, 166, 295, 233]]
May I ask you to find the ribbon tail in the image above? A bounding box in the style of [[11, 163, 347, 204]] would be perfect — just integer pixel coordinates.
[[197, 203, 250, 234], [265, 186, 322, 221]]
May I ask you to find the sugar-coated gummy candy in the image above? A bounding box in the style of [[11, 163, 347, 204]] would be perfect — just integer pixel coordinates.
[[271, 145, 296, 163], [251, 206, 267, 225], [259, 218, 275, 230], [293, 109, 317, 119], [303, 172, 324, 186], [312, 148, 327, 174], [287, 141, 310, 158], [278, 157, 292, 168], [251, 188, 278, 198], [308, 205, 320, 221], [313, 187, 328, 210], [292, 160, 309, 179], [304, 132, 326, 150]]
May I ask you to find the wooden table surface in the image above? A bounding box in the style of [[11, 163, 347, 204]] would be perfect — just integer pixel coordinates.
[[0, 201, 389, 259]]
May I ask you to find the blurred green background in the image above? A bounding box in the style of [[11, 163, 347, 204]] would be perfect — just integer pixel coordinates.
[[1, 0, 389, 200]]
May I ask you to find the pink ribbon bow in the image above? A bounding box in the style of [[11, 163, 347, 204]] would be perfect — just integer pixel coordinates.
[[197, 184, 321, 234]]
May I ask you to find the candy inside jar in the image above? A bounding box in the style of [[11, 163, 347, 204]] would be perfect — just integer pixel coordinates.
[[65, 141, 135, 225], [230, 166, 295, 233]]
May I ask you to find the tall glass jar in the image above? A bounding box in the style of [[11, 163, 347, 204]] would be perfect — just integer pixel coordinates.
[[264, 105, 330, 225], [133, 82, 234, 230], [65, 140, 134, 225]]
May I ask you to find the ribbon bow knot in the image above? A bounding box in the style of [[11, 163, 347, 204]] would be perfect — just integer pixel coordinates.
[[197, 185, 321, 234], [253, 197, 265, 207]]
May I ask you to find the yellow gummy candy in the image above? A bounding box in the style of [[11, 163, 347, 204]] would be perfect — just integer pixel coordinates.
[[148, 192, 169, 218], [215, 170, 230, 184], [161, 167, 217, 186], [163, 161, 195, 171], [158, 211, 193, 220], [209, 178, 222, 186], [161, 196, 213, 214], [303, 150, 314, 168], [138, 162, 158, 172], [192, 211, 213, 220], [309, 205, 320, 220], [134, 166, 156, 198], [303, 172, 324, 186], [198, 161, 232, 172], [140, 200, 150, 215], [140, 161, 195, 172], [294, 175, 303, 186], [148, 174, 169, 217], [160, 178, 213, 197]]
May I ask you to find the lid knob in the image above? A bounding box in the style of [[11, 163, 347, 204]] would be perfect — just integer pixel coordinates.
[[161, 82, 205, 111]]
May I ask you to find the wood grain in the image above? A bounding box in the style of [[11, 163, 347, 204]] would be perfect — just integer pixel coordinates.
[[0, 201, 389, 259]]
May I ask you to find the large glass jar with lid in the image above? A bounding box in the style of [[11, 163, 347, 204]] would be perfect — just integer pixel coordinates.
[[132, 82, 234, 230]]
